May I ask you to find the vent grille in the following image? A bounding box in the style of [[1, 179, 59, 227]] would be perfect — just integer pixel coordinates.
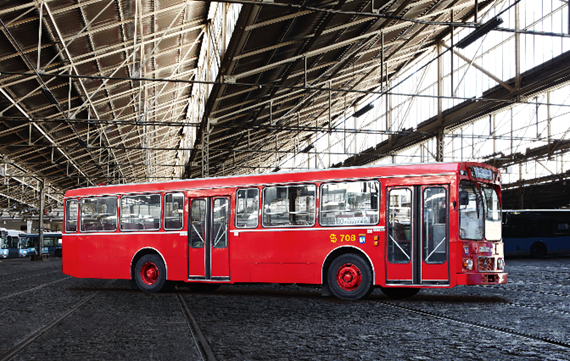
[[478, 257, 495, 271]]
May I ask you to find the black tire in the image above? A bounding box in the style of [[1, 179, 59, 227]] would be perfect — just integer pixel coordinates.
[[54, 249, 62, 258], [380, 287, 420, 299], [186, 283, 221, 292], [327, 254, 373, 300], [530, 242, 547, 258], [134, 254, 167, 293]]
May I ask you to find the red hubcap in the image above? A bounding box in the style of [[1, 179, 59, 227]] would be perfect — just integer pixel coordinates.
[[140, 262, 159, 285], [336, 263, 362, 291]]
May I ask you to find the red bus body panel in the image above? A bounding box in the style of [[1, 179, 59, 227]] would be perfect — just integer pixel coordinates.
[[62, 162, 507, 289]]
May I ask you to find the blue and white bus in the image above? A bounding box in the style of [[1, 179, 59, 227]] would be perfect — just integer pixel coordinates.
[[21, 233, 62, 257], [502, 210, 570, 257], [0, 229, 27, 258]]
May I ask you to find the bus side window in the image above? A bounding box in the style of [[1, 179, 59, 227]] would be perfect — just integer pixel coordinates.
[[81, 197, 118, 232], [164, 193, 184, 230], [320, 180, 380, 226], [120, 194, 161, 231], [65, 199, 79, 233], [236, 188, 259, 228], [262, 185, 316, 227]]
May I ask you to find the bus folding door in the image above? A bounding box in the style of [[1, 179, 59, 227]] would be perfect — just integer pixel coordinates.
[[188, 197, 230, 281], [385, 185, 449, 285]]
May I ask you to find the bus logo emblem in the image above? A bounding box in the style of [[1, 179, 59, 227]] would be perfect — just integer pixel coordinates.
[[359, 236, 366, 244]]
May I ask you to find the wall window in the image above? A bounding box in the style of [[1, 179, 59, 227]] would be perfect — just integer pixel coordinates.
[[164, 193, 184, 230], [263, 185, 316, 227], [65, 199, 79, 233], [81, 197, 118, 232], [320, 181, 379, 226], [236, 188, 259, 228], [120, 194, 161, 231]]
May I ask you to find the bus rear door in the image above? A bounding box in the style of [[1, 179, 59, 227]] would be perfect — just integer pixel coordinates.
[[188, 197, 230, 281], [386, 185, 449, 286]]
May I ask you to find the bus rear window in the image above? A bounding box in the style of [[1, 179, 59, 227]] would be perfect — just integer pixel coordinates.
[[263, 185, 316, 227], [320, 180, 379, 226], [81, 197, 118, 232], [120, 194, 161, 231], [65, 199, 78, 233]]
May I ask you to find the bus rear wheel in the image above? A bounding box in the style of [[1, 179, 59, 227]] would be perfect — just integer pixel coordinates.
[[134, 254, 167, 293], [530, 242, 547, 258], [380, 287, 420, 299], [327, 254, 372, 300]]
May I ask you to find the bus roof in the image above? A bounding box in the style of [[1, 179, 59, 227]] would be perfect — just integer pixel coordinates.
[[65, 161, 498, 198]]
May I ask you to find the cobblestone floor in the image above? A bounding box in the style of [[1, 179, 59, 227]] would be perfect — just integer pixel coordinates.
[[0, 256, 569, 360]]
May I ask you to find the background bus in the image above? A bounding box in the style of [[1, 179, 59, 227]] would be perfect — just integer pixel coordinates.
[[21, 233, 63, 258], [502, 210, 570, 257], [0, 229, 27, 258]]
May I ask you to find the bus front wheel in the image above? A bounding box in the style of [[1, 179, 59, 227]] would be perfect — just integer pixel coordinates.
[[134, 254, 167, 293], [530, 242, 546, 258], [327, 254, 373, 300]]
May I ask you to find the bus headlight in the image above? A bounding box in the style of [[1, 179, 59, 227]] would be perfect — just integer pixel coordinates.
[[497, 258, 505, 270], [463, 258, 473, 271]]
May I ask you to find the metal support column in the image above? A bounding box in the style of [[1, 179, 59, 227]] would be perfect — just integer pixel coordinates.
[[436, 43, 444, 162], [386, 81, 392, 142], [547, 91, 552, 145], [450, 10, 454, 97], [515, 1, 521, 101], [475, 0, 479, 23], [202, 123, 210, 178], [32, 180, 46, 261]]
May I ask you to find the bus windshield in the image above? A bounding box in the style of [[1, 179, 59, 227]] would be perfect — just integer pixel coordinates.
[[482, 186, 501, 241], [0, 237, 8, 249], [459, 181, 483, 240]]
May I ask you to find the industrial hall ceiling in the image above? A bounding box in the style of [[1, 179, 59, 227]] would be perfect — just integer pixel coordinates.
[[1, 0, 570, 219]]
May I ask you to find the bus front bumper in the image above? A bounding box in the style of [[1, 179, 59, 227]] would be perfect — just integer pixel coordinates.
[[456, 272, 508, 285]]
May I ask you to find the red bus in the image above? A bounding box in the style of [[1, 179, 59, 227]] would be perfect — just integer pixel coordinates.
[[62, 162, 507, 300]]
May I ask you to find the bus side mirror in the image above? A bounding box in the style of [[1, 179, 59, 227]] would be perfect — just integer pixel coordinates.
[[458, 191, 469, 207]]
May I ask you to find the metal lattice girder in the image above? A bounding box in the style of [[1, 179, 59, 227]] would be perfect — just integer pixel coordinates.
[[186, 0, 502, 178], [0, 0, 218, 195], [333, 49, 570, 168]]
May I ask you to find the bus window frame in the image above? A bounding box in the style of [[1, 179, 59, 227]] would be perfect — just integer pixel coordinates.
[[235, 188, 260, 229], [261, 184, 317, 228], [163, 192, 185, 231], [79, 196, 119, 233], [318, 180, 380, 227], [119, 193, 162, 232], [65, 198, 79, 233]]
